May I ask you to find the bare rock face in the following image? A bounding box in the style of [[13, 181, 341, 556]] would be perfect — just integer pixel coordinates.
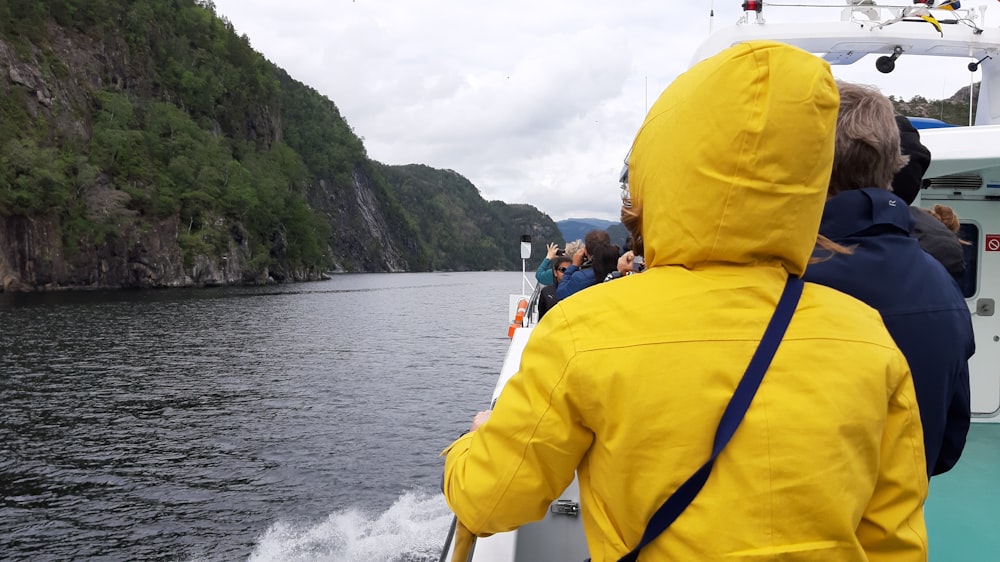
[[1, 214, 184, 290], [0, 30, 336, 292]]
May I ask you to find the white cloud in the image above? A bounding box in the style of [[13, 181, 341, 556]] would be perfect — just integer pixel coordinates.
[[211, 0, 993, 221]]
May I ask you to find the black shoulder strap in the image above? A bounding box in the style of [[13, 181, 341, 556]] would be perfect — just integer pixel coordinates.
[[617, 275, 804, 562]]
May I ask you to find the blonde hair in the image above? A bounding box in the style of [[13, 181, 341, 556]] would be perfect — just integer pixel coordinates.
[[928, 204, 972, 245], [564, 239, 584, 257], [829, 81, 908, 197], [930, 204, 961, 234], [811, 235, 854, 263]]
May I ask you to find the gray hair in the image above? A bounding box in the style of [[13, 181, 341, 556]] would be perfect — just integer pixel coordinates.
[[829, 81, 908, 197], [564, 240, 584, 256]]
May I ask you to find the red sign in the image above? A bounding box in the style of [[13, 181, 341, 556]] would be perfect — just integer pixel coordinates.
[[987, 235, 1000, 252]]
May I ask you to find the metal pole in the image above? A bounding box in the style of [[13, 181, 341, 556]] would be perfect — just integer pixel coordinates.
[[438, 517, 457, 562]]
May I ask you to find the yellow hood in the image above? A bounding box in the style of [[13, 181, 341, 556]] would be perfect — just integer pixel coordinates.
[[628, 41, 838, 275]]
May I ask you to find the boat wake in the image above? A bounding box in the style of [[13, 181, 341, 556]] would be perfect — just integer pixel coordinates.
[[246, 491, 453, 562]]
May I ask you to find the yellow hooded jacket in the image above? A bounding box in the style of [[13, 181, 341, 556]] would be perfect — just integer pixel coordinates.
[[443, 41, 928, 561]]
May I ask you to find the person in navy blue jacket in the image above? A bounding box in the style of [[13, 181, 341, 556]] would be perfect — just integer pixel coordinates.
[[804, 81, 975, 477], [555, 229, 611, 301]]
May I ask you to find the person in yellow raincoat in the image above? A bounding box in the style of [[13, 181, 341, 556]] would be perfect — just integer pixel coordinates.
[[443, 41, 928, 561]]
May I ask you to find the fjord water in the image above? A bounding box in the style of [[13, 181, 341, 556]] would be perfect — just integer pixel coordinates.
[[0, 272, 520, 561]]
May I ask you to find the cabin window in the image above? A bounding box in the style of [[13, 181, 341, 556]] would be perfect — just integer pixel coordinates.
[[958, 223, 979, 299]]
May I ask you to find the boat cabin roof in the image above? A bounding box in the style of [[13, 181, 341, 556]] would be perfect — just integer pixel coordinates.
[[693, 3, 1000, 126]]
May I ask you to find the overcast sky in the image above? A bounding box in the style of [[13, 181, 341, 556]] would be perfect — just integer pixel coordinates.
[[210, 1, 989, 222]]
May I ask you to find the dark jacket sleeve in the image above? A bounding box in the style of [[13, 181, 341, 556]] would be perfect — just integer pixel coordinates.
[[555, 266, 591, 301], [537, 285, 556, 319], [910, 207, 965, 280], [932, 361, 972, 476]]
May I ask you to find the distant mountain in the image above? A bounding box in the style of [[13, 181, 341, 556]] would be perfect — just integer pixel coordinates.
[[557, 219, 629, 248], [376, 164, 561, 271]]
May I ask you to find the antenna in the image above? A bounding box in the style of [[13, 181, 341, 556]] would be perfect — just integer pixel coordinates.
[[969, 71, 975, 126], [520, 235, 531, 296], [710, 0, 715, 33]]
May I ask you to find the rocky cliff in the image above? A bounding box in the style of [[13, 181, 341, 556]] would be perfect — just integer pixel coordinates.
[[0, 1, 558, 291]]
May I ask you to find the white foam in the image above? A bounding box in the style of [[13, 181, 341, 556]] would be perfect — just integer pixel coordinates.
[[248, 491, 454, 562]]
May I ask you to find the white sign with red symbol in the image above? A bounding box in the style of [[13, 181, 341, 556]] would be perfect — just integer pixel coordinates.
[[987, 234, 1000, 252]]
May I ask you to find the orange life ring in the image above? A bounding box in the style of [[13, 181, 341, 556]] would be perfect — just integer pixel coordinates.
[[507, 298, 529, 338]]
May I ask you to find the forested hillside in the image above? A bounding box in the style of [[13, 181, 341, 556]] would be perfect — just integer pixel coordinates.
[[0, 0, 560, 291], [377, 164, 564, 270]]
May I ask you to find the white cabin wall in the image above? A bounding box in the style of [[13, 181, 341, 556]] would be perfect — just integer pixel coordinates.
[[977, 61, 1000, 126], [921, 168, 1000, 420]]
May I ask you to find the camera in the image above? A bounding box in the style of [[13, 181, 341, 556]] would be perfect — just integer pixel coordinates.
[[555, 249, 565, 256]]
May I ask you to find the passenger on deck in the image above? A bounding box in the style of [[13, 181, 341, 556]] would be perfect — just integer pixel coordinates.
[[535, 242, 563, 286], [590, 244, 621, 283], [563, 239, 584, 261], [537, 256, 571, 319], [891, 115, 968, 280], [443, 41, 928, 561], [555, 229, 611, 300], [804, 81, 975, 477]]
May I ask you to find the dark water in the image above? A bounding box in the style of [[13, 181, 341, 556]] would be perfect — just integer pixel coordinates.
[[0, 272, 522, 561]]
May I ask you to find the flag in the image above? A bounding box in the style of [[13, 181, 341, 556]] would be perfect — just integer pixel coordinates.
[[920, 13, 943, 33]]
